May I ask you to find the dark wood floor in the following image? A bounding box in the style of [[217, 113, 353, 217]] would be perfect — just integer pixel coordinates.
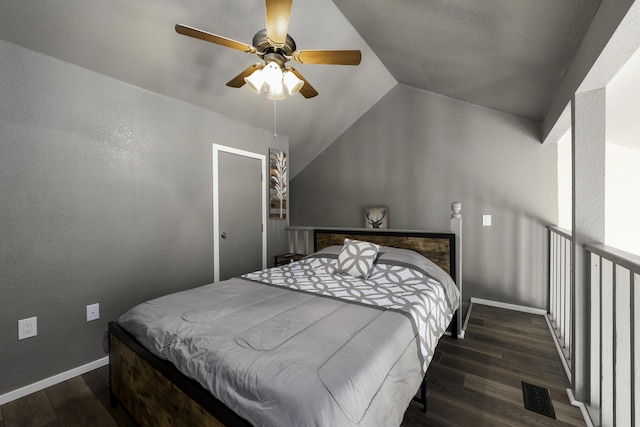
[[1, 304, 584, 426], [403, 304, 585, 427]]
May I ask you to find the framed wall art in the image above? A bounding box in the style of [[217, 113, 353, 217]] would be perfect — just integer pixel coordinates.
[[364, 206, 389, 229], [269, 149, 287, 219]]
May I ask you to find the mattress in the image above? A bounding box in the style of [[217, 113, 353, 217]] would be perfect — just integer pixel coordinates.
[[117, 245, 459, 426]]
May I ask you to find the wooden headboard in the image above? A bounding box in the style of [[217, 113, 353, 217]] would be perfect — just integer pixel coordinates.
[[314, 229, 456, 282]]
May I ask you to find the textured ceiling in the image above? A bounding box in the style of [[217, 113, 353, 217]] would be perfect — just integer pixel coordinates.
[[332, 0, 602, 121], [0, 0, 601, 176]]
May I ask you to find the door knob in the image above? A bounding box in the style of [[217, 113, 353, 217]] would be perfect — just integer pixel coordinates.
[[221, 232, 228, 239]]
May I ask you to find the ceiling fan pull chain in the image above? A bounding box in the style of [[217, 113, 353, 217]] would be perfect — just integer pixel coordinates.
[[273, 99, 278, 138]]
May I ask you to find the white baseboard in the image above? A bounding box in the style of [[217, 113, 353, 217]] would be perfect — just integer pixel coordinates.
[[0, 356, 109, 405], [544, 314, 572, 383], [567, 388, 595, 427], [470, 297, 547, 316]]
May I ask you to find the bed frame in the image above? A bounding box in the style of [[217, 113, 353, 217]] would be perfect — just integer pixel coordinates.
[[109, 207, 463, 426]]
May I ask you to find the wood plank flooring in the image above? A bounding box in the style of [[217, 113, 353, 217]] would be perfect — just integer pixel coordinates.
[[402, 304, 585, 427], [1, 304, 585, 426]]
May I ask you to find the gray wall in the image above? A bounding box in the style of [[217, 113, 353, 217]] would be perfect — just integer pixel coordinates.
[[0, 41, 288, 395], [291, 84, 557, 309]]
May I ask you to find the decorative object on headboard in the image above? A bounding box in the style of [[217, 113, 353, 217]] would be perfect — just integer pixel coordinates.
[[451, 201, 462, 218], [269, 148, 287, 219], [364, 206, 389, 229]]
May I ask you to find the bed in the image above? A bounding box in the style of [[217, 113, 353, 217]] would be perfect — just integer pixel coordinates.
[[109, 217, 462, 426]]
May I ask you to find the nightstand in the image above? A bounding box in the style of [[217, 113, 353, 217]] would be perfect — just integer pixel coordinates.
[[274, 253, 305, 266]]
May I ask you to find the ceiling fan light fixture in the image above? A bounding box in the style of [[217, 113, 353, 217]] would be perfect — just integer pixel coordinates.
[[283, 70, 304, 95], [267, 81, 286, 100], [176, 0, 362, 100], [262, 61, 284, 88], [244, 69, 266, 94]]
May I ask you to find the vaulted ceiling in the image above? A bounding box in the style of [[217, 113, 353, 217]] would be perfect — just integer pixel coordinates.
[[0, 0, 601, 176]]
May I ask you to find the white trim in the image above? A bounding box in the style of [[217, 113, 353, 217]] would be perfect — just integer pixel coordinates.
[[469, 297, 547, 316], [463, 300, 474, 332], [212, 144, 267, 282], [443, 328, 465, 339], [444, 329, 466, 339], [566, 388, 595, 427], [0, 357, 109, 405], [544, 313, 572, 383]]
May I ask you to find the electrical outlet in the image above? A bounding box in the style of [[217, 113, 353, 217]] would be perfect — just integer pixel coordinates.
[[482, 214, 492, 226], [86, 303, 100, 322], [18, 317, 37, 340]]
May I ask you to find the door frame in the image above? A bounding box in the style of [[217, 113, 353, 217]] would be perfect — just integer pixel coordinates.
[[212, 144, 267, 282]]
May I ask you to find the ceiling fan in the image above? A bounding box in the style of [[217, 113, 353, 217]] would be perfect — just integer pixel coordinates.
[[175, 0, 361, 100]]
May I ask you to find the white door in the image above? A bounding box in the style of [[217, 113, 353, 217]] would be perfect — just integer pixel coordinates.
[[213, 145, 266, 281]]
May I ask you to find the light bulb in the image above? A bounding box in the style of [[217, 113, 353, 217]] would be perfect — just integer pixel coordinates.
[[262, 62, 283, 87], [244, 68, 265, 94], [267, 81, 286, 100], [283, 71, 304, 95]]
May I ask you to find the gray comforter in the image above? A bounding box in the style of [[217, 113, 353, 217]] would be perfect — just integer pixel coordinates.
[[118, 246, 459, 427]]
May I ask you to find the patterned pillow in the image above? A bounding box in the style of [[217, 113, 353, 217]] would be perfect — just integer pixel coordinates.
[[336, 238, 380, 279]]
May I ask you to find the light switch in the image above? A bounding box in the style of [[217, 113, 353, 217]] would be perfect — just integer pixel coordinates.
[[87, 303, 100, 321], [482, 215, 492, 226]]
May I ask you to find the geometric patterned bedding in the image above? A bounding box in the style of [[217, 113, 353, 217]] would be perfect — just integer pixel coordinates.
[[242, 245, 460, 371]]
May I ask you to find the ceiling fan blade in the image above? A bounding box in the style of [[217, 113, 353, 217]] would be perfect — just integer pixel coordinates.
[[288, 68, 318, 98], [175, 24, 256, 53], [293, 49, 362, 65], [226, 64, 264, 88], [265, 0, 292, 47]]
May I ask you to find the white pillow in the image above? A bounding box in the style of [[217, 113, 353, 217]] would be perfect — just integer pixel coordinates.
[[336, 238, 380, 279]]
